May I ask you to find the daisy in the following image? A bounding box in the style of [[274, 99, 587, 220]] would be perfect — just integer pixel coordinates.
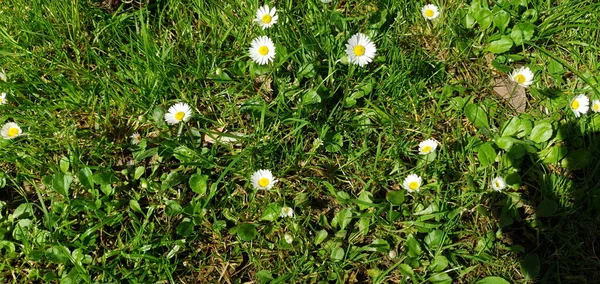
[[0, 92, 6, 105], [509, 66, 534, 87], [320, 0, 332, 2], [421, 4, 440, 20], [570, 94, 589, 117], [403, 174, 422, 193], [0, 70, 6, 82], [280, 206, 294, 218], [254, 5, 278, 29], [164, 102, 192, 125], [130, 132, 142, 145], [251, 169, 278, 190], [345, 33, 376, 67], [591, 99, 600, 113], [249, 36, 276, 65], [418, 139, 438, 155], [491, 176, 506, 192], [1, 122, 22, 139], [284, 233, 294, 244]]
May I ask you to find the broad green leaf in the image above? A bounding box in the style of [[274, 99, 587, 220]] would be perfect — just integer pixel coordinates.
[[256, 270, 275, 283], [164, 200, 183, 216], [492, 10, 510, 32], [337, 209, 353, 231], [52, 173, 73, 198], [176, 218, 195, 236], [430, 272, 452, 284], [529, 122, 553, 143], [486, 36, 513, 54], [78, 168, 94, 190], [506, 172, 522, 188], [516, 117, 532, 138], [520, 254, 540, 280], [430, 255, 449, 272], [406, 234, 422, 257], [129, 200, 143, 214], [511, 22, 534, 45], [399, 263, 414, 277], [45, 245, 71, 264], [59, 157, 70, 173], [476, 276, 510, 284], [314, 229, 328, 245], [173, 145, 200, 163], [501, 117, 520, 137], [134, 166, 145, 180], [561, 149, 591, 170], [465, 103, 490, 129], [386, 190, 406, 206], [12, 203, 33, 219], [357, 191, 374, 210], [189, 174, 208, 196], [12, 219, 32, 241], [260, 203, 281, 222], [92, 171, 117, 186], [302, 90, 321, 105], [539, 145, 567, 164], [236, 223, 258, 241], [474, 7, 492, 30], [495, 137, 513, 150], [325, 132, 343, 153], [331, 247, 344, 261], [537, 200, 558, 217], [425, 230, 446, 248], [478, 142, 497, 167]]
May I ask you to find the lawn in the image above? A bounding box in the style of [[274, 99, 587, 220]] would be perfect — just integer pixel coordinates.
[[1, 0, 600, 283]]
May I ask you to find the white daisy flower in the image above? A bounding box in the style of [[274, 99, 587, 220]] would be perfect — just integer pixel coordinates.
[[320, 0, 332, 2], [280, 206, 294, 218], [131, 132, 142, 145], [1, 122, 22, 139], [591, 99, 600, 113], [0, 70, 6, 82], [164, 102, 192, 125], [254, 5, 278, 29], [0, 92, 6, 105], [249, 36, 276, 65], [570, 94, 589, 117], [284, 233, 294, 244], [251, 169, 278, 190], [491, 176, 506, 192], [421, 4, 440, 20], [509, 66, 534, 87], [345, 33, 377, 67], [418, 139, 438, 155], [402, 174, 422, 193]]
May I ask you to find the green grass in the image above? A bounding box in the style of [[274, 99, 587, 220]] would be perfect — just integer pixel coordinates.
[[1, 0, 600, 283]]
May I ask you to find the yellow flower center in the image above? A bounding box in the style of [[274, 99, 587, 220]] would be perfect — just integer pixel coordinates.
[[425, 9, 434, 18], [0, 98, 4, 103], [514, 74, 526, 84], [258, 177, 270, 187], [495, 181, 501, 188], [7, 127, 19, 137], [409, 181, 419, 190], [571, 100, 580, 110], [174, 111, 185, 121], [594, 104, 599, 111], [258, 46, 269, 56], [261, 14, 272, 24], [353, 45, 365, 56], [422, 145, 432, 153]]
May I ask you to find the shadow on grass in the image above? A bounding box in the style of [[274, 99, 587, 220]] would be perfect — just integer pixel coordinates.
[[488, 119, 600, 283]]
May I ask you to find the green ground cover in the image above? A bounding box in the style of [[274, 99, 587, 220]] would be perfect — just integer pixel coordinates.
[[1, 0, 600, 283]]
